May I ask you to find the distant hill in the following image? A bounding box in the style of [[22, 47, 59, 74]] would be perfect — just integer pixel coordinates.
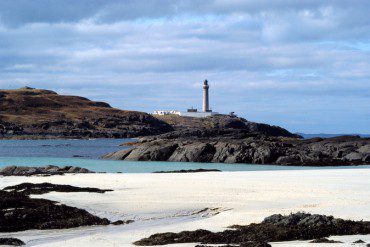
[[0, 87, 300, 139], [0, 87, 172, 139], [298, 133, 370, 139]]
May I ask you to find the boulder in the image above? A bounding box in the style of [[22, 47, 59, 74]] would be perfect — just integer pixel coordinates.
[[127, 143, 178, 161], [0, 238, 25, 246], [309, 238, 342, 243], [344, 152, 363, 162], [168, 143, 216, 162], [102, 148, 133, 160], [0, 165, 94, 176]]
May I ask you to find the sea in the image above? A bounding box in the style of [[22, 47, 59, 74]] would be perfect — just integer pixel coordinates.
[[0, 139, 369, 173]]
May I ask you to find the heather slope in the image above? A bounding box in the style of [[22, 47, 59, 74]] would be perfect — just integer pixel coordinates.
[[0, 87, 172, 138]]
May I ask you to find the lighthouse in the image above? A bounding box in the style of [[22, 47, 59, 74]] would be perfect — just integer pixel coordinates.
[[202, 79, 210, 112], [153, 79, 218, 118]]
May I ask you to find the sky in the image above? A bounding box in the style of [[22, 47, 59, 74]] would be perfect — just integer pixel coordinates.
[[0, 0, 369, 134]]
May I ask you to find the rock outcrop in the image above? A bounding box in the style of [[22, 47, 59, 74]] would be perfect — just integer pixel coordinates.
[[3, 182, 112, 195], [0, 187, 111, 232], [309, 238, 343, 243], [154, 114, 301, 139], [0, 182, 136, 233], [103, 135, 370, 166], [0, 238, 25, 246], [0, 165, 93, 176], [0, 87, 172, 139], [134, 212, 370, 246]]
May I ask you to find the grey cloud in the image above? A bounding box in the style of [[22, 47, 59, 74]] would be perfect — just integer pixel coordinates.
[[1, 0, 370, 28], [0, 1, 369, 133], [0, 0, 198, 26]]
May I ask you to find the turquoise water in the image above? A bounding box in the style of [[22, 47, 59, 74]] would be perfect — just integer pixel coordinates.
[[0, 139, 369, 173], [1, 156, 370, 173]]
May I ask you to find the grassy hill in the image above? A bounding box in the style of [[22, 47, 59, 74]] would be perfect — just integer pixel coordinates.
[[0, 87, 172, 139]]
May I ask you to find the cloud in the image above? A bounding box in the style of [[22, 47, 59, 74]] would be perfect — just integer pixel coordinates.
[[0, 0, 369, 133]]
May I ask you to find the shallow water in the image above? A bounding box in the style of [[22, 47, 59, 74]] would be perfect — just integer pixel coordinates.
[[0, 138, 133, 159], [0, 139, 369, 173], [1, 156, 370, 173]]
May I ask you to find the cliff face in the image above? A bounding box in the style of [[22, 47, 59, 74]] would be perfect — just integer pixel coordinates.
[[0, 87, 173, 138]]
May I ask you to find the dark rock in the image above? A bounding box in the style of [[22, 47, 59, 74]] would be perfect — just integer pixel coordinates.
[[309, 238, 342, 243], [0, 189, 110, 232], [344, 152, 363, 162], [0, 238, 25, 246], [3, 182, 112, 195], [112, 219, 134, 225], [0, 120, 24, 136], [133, 212, 370, 246], [153, 169, 221, 173], [195, 245, 235, 247], [102, 148, 133, 160], [168, 143, 216, 162], [125, 143, 179, 161], [112, 220, 125, 225], [195, 242, 271, 247], [262, 212, 338, 227], [0, 165, 93, 176], [353, 239, 366, 243], [240, 242, 271, 247]]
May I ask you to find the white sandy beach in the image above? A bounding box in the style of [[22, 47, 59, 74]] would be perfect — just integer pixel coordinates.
[[1, 168, 369, 246]]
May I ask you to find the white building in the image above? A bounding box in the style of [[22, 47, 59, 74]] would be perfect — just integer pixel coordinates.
[[153, 79, 219, 118], [178, 111, 218, 118], [153, 110, 181, 115]]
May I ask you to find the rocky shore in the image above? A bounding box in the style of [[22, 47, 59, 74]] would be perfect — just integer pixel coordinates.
[[134, 212, 370, 246], [101, 114, 370, 166], [103, 134, 370, 166]]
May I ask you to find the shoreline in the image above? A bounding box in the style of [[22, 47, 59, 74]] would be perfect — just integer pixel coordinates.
[[0, 169, 369, 246], [3, 136, 370, 167], [0, 136, 138, 140], [1, 157, 370, 174]]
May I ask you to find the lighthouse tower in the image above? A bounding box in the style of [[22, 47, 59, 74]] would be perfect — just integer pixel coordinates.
[[153, 79, 218, 118], [202, 79, 210, 112]]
